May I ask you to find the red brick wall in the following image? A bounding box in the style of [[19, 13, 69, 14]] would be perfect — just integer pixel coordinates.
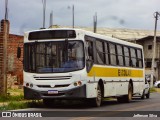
[[8, 34, 23, 72]]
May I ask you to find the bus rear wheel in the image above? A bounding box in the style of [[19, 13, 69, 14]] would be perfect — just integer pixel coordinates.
[[146, 89, 150, 99], [117, 83, 132, 103], [125, 83, 133, 102], [91, 84, 102, 107]]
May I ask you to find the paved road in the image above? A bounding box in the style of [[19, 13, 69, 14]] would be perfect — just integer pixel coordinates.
[[10, 92, 160, 119]]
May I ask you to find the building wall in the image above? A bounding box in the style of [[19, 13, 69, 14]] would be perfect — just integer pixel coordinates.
[[8, 34, 23, 73], [136, 38, 160, 80]]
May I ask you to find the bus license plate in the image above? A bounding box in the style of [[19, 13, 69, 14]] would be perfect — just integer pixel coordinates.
[[48, 90, 58, 94]]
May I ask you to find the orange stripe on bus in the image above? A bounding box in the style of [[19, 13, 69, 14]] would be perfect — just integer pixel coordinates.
[[87, 66, 144, 78]]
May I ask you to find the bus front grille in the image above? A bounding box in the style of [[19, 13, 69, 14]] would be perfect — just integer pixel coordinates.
[[42, 92, 65, 96], [34, 76, 72, 80], [37, 84, 70, 88]]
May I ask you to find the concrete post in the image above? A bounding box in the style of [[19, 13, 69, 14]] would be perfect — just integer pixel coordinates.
[[0, 19, 9, 95]]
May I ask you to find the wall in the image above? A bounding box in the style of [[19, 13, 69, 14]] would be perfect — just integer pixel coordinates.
[[136, 37, 160, 80]]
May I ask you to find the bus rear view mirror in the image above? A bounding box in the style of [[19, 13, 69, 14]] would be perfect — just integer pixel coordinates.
[[17, 47, 21, 58]]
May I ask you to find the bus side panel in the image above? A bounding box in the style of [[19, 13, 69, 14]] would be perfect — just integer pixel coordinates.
[[115, 80, 128, 96], [86, 83, 97, 98]]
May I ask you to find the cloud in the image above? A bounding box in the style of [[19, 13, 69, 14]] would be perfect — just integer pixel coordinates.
[[0, 0, 160, 35]]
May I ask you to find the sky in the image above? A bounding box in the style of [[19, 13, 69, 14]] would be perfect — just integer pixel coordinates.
[[0, 0, 160, 35]]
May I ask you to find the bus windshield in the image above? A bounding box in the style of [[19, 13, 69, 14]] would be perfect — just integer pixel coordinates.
[[24, 40, 85, 73]]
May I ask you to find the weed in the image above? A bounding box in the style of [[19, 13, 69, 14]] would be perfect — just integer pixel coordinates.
[[0, 94, 24, 102]]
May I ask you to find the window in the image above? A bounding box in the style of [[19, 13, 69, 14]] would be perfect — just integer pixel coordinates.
[[148, 45, 152, 50], [109, 43, 117, 65], [137, 49, 143, 68], [124, 46, 130, 66], [85, 36, 95, 72], [96, 40, 105, 64], [145, 61, 151, 68], [130, 48, 137, 67], [24, 41, 85, 73], [104, 42, 109, 64], [117, 45, 124, 66]]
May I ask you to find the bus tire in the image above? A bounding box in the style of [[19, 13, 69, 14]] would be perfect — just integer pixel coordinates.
[[43, 99, 55, 107], [126, 83, 133, 102], [117, 97, 124, 103], [121, 83, 133, 103], [146, 89, 150, 99], [91, 84, 102, 107], [141, 90, 145, 99]]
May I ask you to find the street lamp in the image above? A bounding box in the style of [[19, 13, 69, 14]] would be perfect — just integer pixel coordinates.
[[150, 11, 160, 87]]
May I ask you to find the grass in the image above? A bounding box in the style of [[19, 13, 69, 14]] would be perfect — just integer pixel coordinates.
[[150, 87, 160, 93], [7, 88, 23, 96], [0, 88, 24, 102], [0, 88, 45, 110], [0, 102, 28, 111], [0, 94, 24, 102], [0, 100, 43, 111]]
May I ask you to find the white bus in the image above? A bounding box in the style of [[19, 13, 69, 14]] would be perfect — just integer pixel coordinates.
[[20, 28, 146, 107]]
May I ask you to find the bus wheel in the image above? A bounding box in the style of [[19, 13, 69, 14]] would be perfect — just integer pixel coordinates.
[[146, 89, 150, 99], [117, 97, 124, 103], [123, 83, 133, 103], [141, 90, 145, 99], [43, 99, 55, 107], [126, 83, 133, 102], [91, 84, 102, 107]]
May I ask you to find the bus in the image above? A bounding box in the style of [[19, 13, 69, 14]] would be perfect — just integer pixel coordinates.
[[19, 28, 146, 107]]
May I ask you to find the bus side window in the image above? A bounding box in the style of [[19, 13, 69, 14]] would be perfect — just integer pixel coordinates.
[[109, 43, 117, 65], [117, 45, 124, 66], [137, 49, 143, 68], [130, 48, 137, 67], [87, 41, 94, 60], [124, 46, 130, 67], [86, 41, 94, 72]]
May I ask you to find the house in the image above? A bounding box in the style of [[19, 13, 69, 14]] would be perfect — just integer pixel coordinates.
[[131, 36, 160, 80]]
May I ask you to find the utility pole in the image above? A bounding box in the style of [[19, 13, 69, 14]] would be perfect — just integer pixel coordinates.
[[49, 11, 53, 27], [93, 12, 97, 33], [151, 11, 160, 87], [72, 5, 74, 28], [42, 0, 46, 28], [68, 5, 75, 28], [3, 20, 8, 96], [5, 0, 8, 20], [0, 0, 9, 96]]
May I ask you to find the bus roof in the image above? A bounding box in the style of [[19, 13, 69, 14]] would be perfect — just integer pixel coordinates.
[[25, 28, 143, 49]]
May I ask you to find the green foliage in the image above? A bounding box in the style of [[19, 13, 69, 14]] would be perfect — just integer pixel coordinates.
[[0, 94, 24, 102], [0, 102, 28, 111], [150, 87, 160, 93], [0, 100, 43, 111]]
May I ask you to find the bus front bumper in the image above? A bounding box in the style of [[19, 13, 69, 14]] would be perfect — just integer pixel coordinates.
[[24, 85, 86, 100]]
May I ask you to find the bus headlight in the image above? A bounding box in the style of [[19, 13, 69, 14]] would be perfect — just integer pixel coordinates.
[[78, 81, 82, 86], [26, 83, 33, 88], [74, 81, 82, 86], [26, 83, 29, 87], [30, 83, 33, 88]]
